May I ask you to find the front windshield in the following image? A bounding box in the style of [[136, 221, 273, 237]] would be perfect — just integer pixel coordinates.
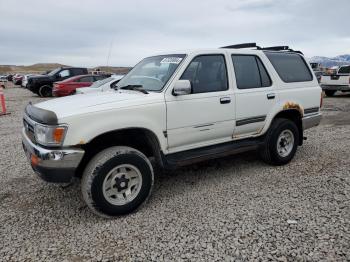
[[116, 54, 186, 91], [48, 68, 61, 76], [90, 77, 114, 88]]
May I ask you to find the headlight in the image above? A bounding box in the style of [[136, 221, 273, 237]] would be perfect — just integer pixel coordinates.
[[34, 124, 67, 146]]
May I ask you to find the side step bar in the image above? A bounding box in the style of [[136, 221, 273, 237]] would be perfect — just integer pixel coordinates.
[[162, 137, 265, 169]]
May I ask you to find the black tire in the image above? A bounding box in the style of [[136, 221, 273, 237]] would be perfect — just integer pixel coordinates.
[[325, 90, 336, 97], [81, 146, 154, 217], [259, 118, 299, 166], [38, 85, 52, 97]]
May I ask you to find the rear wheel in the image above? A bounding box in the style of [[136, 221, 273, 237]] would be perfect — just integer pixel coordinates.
[[325, 90, 336, 97], [81, 146, 154, 217], [38, 85, 52, 97], [260, 118, 299, 166]]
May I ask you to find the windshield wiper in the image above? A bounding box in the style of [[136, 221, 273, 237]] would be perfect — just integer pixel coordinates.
[[116, 85, 149, 94]]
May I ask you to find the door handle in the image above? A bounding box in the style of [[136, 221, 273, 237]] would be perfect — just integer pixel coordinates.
[[267, 93, 275, 100], [220, 97, 231, 104]]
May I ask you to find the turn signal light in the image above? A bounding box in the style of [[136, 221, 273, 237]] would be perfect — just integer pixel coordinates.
[[31, 154, 40, 166], [53, 127, 65, 143]]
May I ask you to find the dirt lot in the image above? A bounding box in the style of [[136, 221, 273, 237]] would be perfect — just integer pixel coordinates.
[[0, 86, 349, 261]]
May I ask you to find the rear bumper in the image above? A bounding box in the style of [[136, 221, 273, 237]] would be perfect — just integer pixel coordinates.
[[321, 85, 350, 91], [22, 128, 85, 183], [302, 113, 322, 130], [52, 89, 69, 97]]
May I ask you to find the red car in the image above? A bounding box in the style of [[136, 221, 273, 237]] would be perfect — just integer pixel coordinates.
[[52, 75, 107, 97], [13, 74, 24, 85]]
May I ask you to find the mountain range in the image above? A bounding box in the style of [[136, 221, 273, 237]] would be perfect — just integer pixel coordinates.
[[1, 55, 349, 74], [0, 63, 131, 75], [310, 54, 350, 68]]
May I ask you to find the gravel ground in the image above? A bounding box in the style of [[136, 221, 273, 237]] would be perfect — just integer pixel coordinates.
[[0, 86, 349, 261]]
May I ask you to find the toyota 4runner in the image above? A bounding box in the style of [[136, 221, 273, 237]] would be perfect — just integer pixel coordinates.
[[22, 43, 322, 217]]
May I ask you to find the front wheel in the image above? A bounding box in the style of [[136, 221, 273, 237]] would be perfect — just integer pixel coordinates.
[[81, 146, 154, 217], [260, 118, 299, 166]]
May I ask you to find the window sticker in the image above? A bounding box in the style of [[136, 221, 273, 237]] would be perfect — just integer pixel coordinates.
[[160, 57, 183, 64]]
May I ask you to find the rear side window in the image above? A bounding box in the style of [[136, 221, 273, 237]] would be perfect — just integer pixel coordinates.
[[72, 68, 87, 75], [338, 66, 350, 74], [265, 52, 313, 82], [77, 76, 94, 82], [94, 75, 106, 81], [231, 55, 272, 89]]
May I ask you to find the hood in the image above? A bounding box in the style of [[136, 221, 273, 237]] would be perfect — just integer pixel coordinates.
[[35, 90, 164, 120], [30, 75, 52, 81]]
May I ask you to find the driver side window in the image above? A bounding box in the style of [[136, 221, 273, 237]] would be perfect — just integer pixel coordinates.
[[58, 69, 70, 78], [180, 55, 228, 94]]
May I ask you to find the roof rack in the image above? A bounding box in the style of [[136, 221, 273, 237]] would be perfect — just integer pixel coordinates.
[[220, 43, 260, 49], [220, 43, 303, 55], [261, 45, 303, 55]]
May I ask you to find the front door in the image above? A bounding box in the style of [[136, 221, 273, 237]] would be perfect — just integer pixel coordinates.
[[165, 54, 235, 153], [231, 54, 277, 138]]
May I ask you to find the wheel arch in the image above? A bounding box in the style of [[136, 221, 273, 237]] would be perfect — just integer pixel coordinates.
[[271, 109, 303, 145], [75, 127, 163, 178]]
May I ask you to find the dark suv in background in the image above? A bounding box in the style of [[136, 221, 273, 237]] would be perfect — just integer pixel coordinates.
[[27, 67, 88, 97]]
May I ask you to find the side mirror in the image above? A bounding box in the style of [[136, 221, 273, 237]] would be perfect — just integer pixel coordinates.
[[173, 80, 192, 96]]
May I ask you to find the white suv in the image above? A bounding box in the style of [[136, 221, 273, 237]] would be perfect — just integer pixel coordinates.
[[22, 43, 322, 217], [75, 74, 124, 94]]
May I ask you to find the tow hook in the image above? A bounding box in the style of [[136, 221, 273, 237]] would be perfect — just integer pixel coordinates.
[[303, 136, 307, 141]]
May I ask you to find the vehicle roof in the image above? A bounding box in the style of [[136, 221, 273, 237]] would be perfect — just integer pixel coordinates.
[[151, 48, 302, 56]]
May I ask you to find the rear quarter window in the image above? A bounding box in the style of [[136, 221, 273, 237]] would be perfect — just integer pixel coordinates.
[[338, 66, 350, 74], [265, 52, 313, 83]]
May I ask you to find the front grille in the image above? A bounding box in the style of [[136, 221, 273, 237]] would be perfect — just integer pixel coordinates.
[[23, 116, 36, 142], [24, 119, 34, 133]]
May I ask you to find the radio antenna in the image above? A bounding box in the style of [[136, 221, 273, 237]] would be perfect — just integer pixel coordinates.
[[106, 38, 114, 73]]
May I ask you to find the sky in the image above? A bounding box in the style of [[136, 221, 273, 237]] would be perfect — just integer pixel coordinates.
[[0, 0, 349, 67]]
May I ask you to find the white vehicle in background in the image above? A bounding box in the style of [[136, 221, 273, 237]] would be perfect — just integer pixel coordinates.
[[76, 75, 124, 94], [22, 74, 38, 88], [320, 65, 350, 96], [0, 75, 8, 81]]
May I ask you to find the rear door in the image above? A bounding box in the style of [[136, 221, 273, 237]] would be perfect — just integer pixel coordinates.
[[231, 54, 277, 138]]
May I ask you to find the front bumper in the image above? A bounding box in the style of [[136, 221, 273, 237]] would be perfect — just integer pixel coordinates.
[[321, 85, 350, 91], [302, 113, 322, 130], [22, 128, 85, 183]]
